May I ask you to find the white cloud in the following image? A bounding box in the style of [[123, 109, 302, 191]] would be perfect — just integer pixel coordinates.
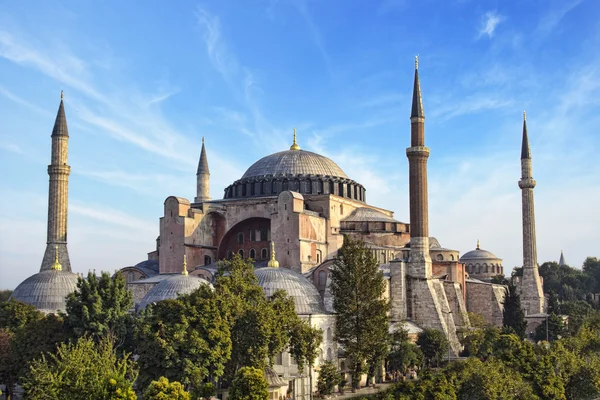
[[478, 11, 505, 39]]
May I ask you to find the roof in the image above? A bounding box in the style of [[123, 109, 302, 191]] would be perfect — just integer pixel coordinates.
[[241, 150, 348, 180], [197, 140, 210, 175], [411, 60, 424, 119], [342, 207, 399, 223], [255, 267, 326, 315], [11, 270, 79, 314], [138, 274, 212, 310], [521, 114, 531, 159], [52, 98, 69, 137], [460, 247, 502, 262]]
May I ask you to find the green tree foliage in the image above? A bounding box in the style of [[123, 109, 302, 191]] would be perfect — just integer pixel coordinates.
[[583, 257, 600, 293], [490, 275, 509, 285], [540, 261, 594, 301], [143, 377, 191, 400], [288, 319, 323, 371], [65, 271, 134, 349], [0, 299, 43, 332], [0, 328, 16, 400], [562, 300, 594, 336], [416, 328, 449, 368], [461, 326, 501, 359], [534, 313, 564, 342], [22, 336, 137, 400], [317, 360, 340, 396], [135, 284, 231, 394], [0, 290, 12, 303], [330, 236, 390, 389], [502, 281, 527, 339], [386, 327, 423, 373], [215, 255, 311, 384], [228, 366, 269, 400]]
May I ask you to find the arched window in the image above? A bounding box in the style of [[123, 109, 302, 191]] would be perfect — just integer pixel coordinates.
[[316, 250, 322, 264], [238, 249, 244, 258], [340, 204, 344, 215], [261, 248, 268, 259], [249, 249, 256, 259], [250, 229, 256, 241], [318, 270, 327, 287], [327, 327, 332, 341], [484, 263, 488, 273], [327, 348, 332, 361], [491, 265, 496, 273], [237, 232, 244, 244], [450, 254, 455, 261], [227, 250, 233, 260], [436, 254, 443, 261], [204, 255, 212, 265], [127, 271, 135, 282]]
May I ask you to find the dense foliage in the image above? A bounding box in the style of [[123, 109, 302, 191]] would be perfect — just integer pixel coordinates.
[[0, 290, 12, 303], [317, 360, 341, 396], [502, 281, 527, 338], [331, 235, 390, 389], [228, 366, 269, 400], [416, 328, 449, 368], [143, 377, 191, 400], [386, 328, 423, 374]]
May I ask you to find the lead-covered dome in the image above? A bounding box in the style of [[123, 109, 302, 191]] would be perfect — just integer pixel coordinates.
[[255, 267, 326, 315], [242, 150, 348, 180], [11, 270, 79, 314], [138, 274, 212, 311], [460, 241, 504, 280]]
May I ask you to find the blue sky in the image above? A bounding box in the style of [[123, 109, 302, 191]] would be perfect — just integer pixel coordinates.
[[1, 0, 599, 289]]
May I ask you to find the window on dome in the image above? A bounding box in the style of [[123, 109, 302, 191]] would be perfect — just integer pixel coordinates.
[[227, 250, 233, 260], [238, 232, 244, 244], [261, 248, 268, 259], [204, 255, 212, 265], [238, 249, 244, 258], [250, 249, 256, 259], [318, 270, 327, 287], [436, 254, 443, 261], [250, 229, 256, 241]]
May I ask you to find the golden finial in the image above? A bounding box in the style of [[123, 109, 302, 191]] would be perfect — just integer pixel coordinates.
[[476, 239, 480, 250], [60, 90, 64, 100], [182, 254, 188, 276], [415, 55, 419, 70], [51, 245, 62, 271], [202, 136, 205, 144], [290, 128, 300, 151], [523, 110, 526, 121], [267, 241, 279, 268]]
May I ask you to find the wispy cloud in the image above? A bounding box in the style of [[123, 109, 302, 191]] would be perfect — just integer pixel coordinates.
[[478, 11, 505, 39], [0, 85, 53, 116], [292, 0, 333, 75], [536, 0, 583, 36], [0, 142, 25, 155], [70, 202, 157, 233], [431, 94, 513, 120]]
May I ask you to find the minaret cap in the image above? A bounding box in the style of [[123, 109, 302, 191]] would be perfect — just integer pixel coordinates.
[[290, 128, 300, 151], [182, 254, 188, 276], [50, 245, 62, 271], [521, 111, 531, 159], [476, 239, 480, 250], [267, 241, 279, 268], [61, 90, 64, 100]]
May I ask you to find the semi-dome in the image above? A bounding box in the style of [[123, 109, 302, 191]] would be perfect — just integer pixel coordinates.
[[254, 267, 326, 315], [11, 270, 79, 314], [242, 150, 348, 180], [138, 274, 212, 311]]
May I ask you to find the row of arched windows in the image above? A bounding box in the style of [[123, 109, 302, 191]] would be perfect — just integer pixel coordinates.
[[227, 248, 269, 260], [466, 263, 503, 275]]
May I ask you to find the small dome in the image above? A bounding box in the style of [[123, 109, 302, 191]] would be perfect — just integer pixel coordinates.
[[343, 207, 399, 223], [242, 150, 348, 180], [460, 248, 500, 261], [138, 274, 212, 310], [11, 270, 79, 314], [254, 267, 325, 314]]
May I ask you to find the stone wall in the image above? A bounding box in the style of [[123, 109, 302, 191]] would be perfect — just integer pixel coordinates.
[[465, 280, 505, 327]]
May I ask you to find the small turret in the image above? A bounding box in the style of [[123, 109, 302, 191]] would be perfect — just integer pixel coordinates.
[[195, 137, 211, 203]]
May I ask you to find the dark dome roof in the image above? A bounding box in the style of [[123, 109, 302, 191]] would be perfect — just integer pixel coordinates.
[[254, 267, 325, 314], [242, 150, 348, 180], [460, 248, 501, 262], [11, 270, 79, 314], [138, 274, 212, 310]]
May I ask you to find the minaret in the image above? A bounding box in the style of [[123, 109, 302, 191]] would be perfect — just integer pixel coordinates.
[[406, 56, 432, 278], [518, 111, 544, 314], [40, 91, 72, 272], [195, 137, 211, 203], [558, 251, 566, 266]]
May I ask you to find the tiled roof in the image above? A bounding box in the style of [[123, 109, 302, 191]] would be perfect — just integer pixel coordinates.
[[242, 150, 348, 179], [460, 248, 501, 262], [11, 270, 79, 314]]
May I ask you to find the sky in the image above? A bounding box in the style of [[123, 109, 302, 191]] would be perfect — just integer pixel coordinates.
[[1, 0, 599, 289]]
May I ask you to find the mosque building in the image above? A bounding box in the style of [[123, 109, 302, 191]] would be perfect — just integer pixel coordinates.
[[11, 58, 547, 396]]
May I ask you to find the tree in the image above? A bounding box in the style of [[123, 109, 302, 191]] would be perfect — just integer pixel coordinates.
[[0, 329, 16, 400], [288, 319, 323, 371], [135, 285, 231, 395], [0, 299, 43, 332], [416, 328, 449, 368], [228, 366, 268, 400], [562, 300, 594, 336], [65, 271, 134, 350], [387, 327, 424, 374], [330, 236, 390, 389], [534, 313, 564, 342], [490, 275, 509, 285], [143, 377, 191, 400], [0, 290, 12, 303], [22, 336, 137, 400], [317, 360, 339, 396], [503, 281, 527, 339]]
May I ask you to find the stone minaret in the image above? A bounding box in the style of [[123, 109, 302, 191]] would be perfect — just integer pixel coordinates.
[[518, 112, 544, 314], [40, 92, 72, 272], [195, 137, 211, 203], [406, 56, 432, 278]]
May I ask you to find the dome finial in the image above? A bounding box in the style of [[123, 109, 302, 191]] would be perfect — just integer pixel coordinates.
[[415, 55, 419, 70], [268, 241, 279, 268], [290, 128, 300, 151], [51, 245, 62, 271], [61, 90, 64, 100], [476, 239, 480, 250], [182, 254, 188, 276]]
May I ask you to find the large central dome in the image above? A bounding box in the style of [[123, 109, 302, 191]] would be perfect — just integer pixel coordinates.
[[242, 150, 348, 180]]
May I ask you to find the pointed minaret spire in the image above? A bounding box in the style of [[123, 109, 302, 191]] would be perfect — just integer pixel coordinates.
[[517, 112, 544, 315], [195, 137, 211, 203], [521, 111, 531, 160], [290, 128, 300, 151], [411, 56, 424, 119], [40, 92, 72, 272], [559, 250, 566, 266]]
